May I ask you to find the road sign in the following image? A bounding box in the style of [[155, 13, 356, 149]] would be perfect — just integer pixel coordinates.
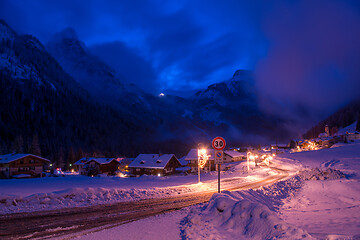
[[215, 150, 223, 164], [212, 137, 226, 150]]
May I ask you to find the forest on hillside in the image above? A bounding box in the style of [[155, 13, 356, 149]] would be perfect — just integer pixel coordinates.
[[304, 99, 360, 139]]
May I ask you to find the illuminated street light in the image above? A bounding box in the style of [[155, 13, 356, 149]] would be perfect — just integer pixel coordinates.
[[197, 147, 209, 183], [246, 152, 251, 172]]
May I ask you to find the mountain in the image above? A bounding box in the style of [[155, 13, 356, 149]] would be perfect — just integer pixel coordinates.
[[188, 70, 293, 143], [0, 21, 298, 164], [0, 20, 156, 161], [46, 28, 212, 146], [304, 99, 360, 138], [46, 28, 294, 144], [46, 28, 125, 100]]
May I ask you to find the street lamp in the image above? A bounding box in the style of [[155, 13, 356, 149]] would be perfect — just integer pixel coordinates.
[[197, 147, 208, 183], [246, 151, 251, 172]]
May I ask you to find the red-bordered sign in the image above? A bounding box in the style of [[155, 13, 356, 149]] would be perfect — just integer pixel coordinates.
[[212, 137, 226, 150]]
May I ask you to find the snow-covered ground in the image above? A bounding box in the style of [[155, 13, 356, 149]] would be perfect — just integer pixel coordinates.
[[0, 161, 272, 214], [278, 141, 360, 239], [2, 141, 360, 239], [66, 141, 360, 240]]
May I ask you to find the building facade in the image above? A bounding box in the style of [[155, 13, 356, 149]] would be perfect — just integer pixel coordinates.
[[0, 153, 50, 178], [128, 154, 181, 176]]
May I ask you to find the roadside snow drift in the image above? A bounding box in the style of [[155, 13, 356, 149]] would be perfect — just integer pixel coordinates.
[[181, 167, 346, 240], [181, 190, 313, 240]]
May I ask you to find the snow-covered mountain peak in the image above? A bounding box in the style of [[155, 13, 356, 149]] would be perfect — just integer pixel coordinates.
[[231, 69, 253, 82], [0, 19, 16, 40], [46, 28, 129, 103], [47, 28, 86, 54], [55, 27, 79, 41]]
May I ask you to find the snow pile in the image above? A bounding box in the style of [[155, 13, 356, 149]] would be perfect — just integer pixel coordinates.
[[181, 167, 346, 239], [298, 168, 345, 181], [181, 191, 313, 239], [0, 184, 211, 214]]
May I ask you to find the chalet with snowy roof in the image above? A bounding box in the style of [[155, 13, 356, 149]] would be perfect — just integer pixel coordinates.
[[0, 153, 50, 179], [223, 150, 247, 162], [184, 149, 246, 173], [184, 149, 215, 173], [118, 158, 134, 171], [128, 154, 181, 176], [74, 157, 120, 176], [175, 156, 191, 173]]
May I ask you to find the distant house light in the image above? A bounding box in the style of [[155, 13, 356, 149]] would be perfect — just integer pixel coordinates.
[[159, 93, 165, 97]]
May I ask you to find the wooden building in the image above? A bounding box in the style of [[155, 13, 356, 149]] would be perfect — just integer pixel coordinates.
[[0, 153, 50, 178], [224, 150, 247, 162], [74, 157, 120, 176], [128, 154, 181, 176], [184, 149, 215, 173], [184, 149, 245, 173]]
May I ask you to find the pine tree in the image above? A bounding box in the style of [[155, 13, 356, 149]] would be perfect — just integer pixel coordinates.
[[29, 134, 41, 156], [56, 147, 64, 169], [67, 147, 76, 166], [0, 140, 7, 154], [11, 135, 24, 153]]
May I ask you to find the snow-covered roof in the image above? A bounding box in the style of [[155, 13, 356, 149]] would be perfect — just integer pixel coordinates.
[[178, 156, 188, 166], [129, 154, 178, 169], [224, 150, 246, 158], [176, 166, 191, 172], [119, 158, 134, 166], [184, 149, 215, 161], [0, 153, 50, 164], [74, 157, 119, 166]]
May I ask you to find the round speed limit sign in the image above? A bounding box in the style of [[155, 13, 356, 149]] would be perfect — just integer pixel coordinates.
[[212, 137, 226, 150]]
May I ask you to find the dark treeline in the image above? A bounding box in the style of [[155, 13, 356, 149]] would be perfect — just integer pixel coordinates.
[[304, 99, 360, 139]]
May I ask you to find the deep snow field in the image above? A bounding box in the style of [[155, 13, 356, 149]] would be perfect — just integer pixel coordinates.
[[68, 140, 360, 240]]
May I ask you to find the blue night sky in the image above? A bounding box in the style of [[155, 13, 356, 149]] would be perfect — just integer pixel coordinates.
[[1, 0, 360, 116]]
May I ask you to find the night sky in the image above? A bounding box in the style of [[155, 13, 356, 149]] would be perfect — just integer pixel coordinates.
[[1, 0, 360, 118]]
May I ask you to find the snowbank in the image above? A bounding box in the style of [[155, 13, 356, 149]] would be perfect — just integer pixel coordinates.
[[181, 167, 347, 239], [0, 183, 212, 215], [0, 160, 270, 215], [181, 191, 312, 239]]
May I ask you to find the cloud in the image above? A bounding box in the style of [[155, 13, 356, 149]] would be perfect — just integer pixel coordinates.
[[89, 41, 157, 93], [1, 0, 359, 120], [255, 0, 360, 118], [0, 0, 267, 93]]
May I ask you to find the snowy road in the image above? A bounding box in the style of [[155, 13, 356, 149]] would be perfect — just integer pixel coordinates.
[[0, 167, 289, 239]]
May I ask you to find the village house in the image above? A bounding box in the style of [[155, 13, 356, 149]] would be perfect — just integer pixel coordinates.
[[184, 149, 215, 173], [118, 158, 134, 172], [223, 150, 247, 162], [128, 154, 181, 176], [74, 157, 120, 176], [0, 153, 50, 178], [184, 149, 247, 173]]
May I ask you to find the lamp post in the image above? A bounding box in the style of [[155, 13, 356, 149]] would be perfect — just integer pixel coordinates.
[[198, 151, 201, 183], [246, 151, 250, 173], [197, 146, 208, 184]]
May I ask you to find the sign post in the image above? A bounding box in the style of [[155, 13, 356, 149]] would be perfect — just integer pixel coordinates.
[[212, 137, 226, 193]]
